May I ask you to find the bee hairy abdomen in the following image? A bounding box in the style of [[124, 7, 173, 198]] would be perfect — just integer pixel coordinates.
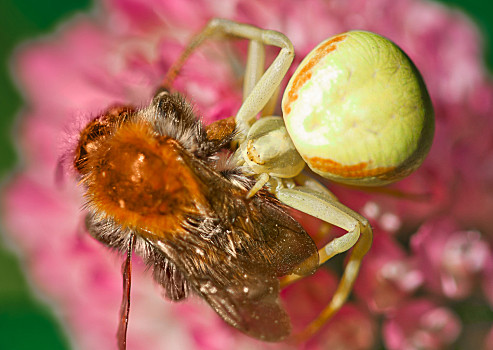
[[82, 121, 206, 235]]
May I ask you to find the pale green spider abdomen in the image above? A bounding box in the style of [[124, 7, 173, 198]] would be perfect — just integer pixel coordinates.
[[242, 116, 305, 178], [282, 31, 434, 186]]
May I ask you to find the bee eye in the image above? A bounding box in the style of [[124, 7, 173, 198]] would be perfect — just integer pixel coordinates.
[[74, 140, 92, 173], [74, 118, 113, 174]]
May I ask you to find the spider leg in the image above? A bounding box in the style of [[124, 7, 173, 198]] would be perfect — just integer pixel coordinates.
[[162, 18, 293, 138], [246, 173, 270, 198], [232, 26, 293, 137], [243, 39, 281, 118], [243, 40, 265, 101], [274, 180, 372, 341]]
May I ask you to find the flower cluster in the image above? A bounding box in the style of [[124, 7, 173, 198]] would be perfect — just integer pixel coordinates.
[[3, 0, 493, 349]]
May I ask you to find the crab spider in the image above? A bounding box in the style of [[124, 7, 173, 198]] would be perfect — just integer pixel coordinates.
[[164, 18, 434, 340]]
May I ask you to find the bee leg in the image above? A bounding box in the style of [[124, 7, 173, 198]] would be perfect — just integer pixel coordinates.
[[275, 184, 372, 341], [117, 234, 136, 350]]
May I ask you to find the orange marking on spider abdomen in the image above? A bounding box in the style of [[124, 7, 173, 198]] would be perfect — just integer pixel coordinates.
[[284, 34, 347, 115], [307, 156, 396, 178]]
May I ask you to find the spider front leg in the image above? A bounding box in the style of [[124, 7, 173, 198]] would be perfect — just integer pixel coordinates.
[[243, 40, 281, 118], [243, 40, 265, 101], [162, 18, 294, 139], [275, 180, 372, 341], [228, 25, 293, 138]]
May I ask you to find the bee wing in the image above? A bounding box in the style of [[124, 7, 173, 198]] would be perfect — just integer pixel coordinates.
[[233, 192, 320, 277], [184, 151, 320, 277], [153, 235, 292, 341], [146, 187, 317, 340], [150, 193, 318, 340], [144, 144, 319, 340]]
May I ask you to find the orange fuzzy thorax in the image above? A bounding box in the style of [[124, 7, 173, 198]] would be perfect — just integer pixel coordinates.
[[81, 122, 205, 236]]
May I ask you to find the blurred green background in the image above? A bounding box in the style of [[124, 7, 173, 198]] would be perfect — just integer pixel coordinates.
[[0, 0, 491, 349]]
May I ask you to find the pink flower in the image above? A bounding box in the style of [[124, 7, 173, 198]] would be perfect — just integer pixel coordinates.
[[354, 232, 423, 314], [3, 0, 493, 349], [305, 305, 376, 350], [383, 299, 461, 350], [411, 219, 491, 299], [282, 270, 376, 350]]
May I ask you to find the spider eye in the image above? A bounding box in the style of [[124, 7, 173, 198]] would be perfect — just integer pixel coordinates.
[[282, 31, 434, 186]]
